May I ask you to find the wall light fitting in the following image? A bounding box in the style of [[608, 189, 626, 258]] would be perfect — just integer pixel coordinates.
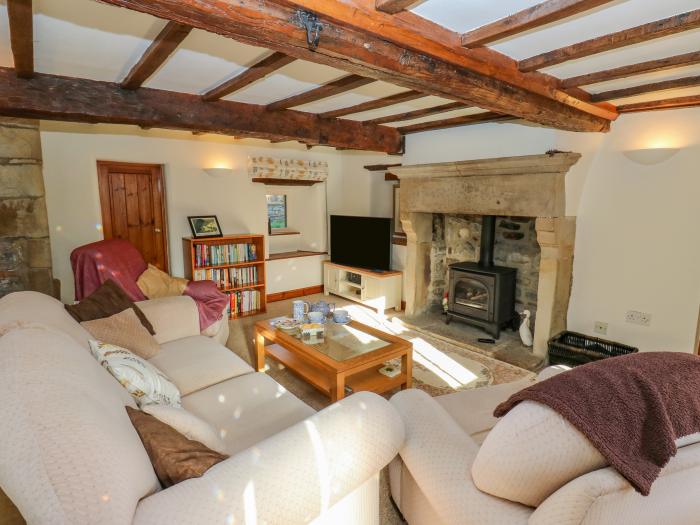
[[623, 148, 680, 166], [203, 167, 234, 177]]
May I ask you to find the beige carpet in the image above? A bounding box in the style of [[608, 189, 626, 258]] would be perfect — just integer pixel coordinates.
[[226, 294, 534, 522]]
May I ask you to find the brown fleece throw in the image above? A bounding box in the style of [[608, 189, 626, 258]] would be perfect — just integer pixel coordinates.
[[494, 352, 700, 495]]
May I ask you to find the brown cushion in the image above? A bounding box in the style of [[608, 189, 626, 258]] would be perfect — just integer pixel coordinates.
[[81, 309, 160, 359], [137, 264, 188, 300], [126, 406, 228, 488], [65, 279, 155, 335]]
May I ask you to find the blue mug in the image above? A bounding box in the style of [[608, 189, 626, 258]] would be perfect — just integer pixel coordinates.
[[333, 310, 350, 323]]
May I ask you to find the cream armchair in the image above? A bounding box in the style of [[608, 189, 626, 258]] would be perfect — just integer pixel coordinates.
[[390, 369, 700, 525]]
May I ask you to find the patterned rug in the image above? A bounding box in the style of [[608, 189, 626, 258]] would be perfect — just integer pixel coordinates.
[[227, 299, 533, 411]]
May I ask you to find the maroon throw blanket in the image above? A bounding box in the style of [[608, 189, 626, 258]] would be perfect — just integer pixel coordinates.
[[494, 352, 700, 495], [71, 239, 226, 331], [71, 239, 147, 302]]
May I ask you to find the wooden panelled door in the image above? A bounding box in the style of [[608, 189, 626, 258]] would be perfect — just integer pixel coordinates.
[[97, 161, 169, 272]]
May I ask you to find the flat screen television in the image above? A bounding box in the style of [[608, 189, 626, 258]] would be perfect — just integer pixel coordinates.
[[330, 215, 393, 271]]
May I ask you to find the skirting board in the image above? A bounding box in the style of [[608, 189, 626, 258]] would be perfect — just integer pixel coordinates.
[[267, 285, 324, 303]]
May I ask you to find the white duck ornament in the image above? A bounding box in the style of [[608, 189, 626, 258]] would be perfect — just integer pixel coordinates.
[[519, 310, 533, 347]]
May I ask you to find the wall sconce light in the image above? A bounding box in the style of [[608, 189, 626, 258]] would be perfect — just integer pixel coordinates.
[[623, 148, 680, 166], [203, 167, 234, 177]]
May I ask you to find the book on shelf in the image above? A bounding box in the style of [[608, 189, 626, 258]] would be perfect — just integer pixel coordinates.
[[193, 266, 259, 289], [194, 242, 257, 268], [226, 290, 261, 316]]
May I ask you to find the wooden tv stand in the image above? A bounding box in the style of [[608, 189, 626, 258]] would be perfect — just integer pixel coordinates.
[[323, 262, 403, 313]]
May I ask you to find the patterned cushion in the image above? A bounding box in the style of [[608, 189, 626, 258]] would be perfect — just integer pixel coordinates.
[[81, 308, 160, 359], [142, 404, 228, 455], [472, 400, 607, 507], [90, 340, 181, 407]]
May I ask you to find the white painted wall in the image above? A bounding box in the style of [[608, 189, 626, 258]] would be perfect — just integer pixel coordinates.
[[402, 109, 700, 353], [40, 122, 394, 301]]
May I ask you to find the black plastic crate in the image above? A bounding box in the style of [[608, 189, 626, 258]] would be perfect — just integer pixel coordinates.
[[548, 330, 638, 367]]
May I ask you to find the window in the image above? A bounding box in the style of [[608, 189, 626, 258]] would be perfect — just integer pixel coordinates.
[[266, 194, 287, 232]]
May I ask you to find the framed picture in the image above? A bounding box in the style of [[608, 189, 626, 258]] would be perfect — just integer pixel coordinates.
[[188, 215, 223, 238], [266, 194, 288, 232]]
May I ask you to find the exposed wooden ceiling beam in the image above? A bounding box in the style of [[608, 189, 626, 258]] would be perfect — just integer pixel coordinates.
[[591, 75, 700, 102], [277, 0, 616, 123], [398, 112, 516, 134], [520, 9, 700, 72], [0, 67, 402, 153], [202, 52, 296, 101], [561, 51, 700, 88], [95, 0, 612, 132], [617, 94, 700, 113], [320, 90, 425, 118], [366, 102, 469, 125], [121, 21, 192, 89], [267, 75, 375, 110], [375, 0, 416, 14], [461, 0, 616, 48], [7, 0, 34, 78]]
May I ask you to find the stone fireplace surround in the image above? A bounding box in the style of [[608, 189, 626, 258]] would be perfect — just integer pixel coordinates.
[[392, 152, 580, 358]]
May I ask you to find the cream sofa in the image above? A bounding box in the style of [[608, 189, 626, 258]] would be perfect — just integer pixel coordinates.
[[0, 291, 404, 524], [389, 371, 700, 525]]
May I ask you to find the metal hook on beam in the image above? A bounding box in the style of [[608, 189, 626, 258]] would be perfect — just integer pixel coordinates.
[[294, 10, 323, 51]]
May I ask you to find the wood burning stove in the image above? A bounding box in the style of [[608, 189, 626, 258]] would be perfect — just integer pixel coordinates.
[[446, 216, 518, 339]]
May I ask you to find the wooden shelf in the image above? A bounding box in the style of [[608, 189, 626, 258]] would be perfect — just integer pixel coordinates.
[[194, 260, 265, 270], [267, 250, 328, 261], [221, 283, 265, 293], [340, 280, 362, 289], [231, 309, 265, 320], [183, 234, 267, 320], [265, 343, 406, 396], [252, 178, 324, 186], [269, 230, 300, 236], [363, 163, 402, 171]]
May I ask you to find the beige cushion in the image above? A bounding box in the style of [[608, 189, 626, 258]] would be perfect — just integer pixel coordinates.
[[137, 264, 188, 299], [0, 291, 92, 349], [149, 335, 252, 396], [182, 372, 315, 456], [0, 325, 160, 524], [472, 400, 607, 507], [90, 340, 182, 408], [81, 308, 160, 359], [137, 296, 201, 344], [142, 404, 228, 455]]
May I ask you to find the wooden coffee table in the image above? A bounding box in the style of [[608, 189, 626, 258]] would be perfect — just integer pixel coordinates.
[[254, 319, 412, 402]]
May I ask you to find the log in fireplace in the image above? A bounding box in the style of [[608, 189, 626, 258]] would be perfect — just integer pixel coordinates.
[[446, 216, 518, 339]]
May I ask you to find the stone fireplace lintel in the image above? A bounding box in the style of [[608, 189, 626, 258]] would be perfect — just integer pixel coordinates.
[[393, 152, 580, 358]]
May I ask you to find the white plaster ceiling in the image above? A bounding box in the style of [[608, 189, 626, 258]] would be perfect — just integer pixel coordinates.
[[0, 0, 697, 126]]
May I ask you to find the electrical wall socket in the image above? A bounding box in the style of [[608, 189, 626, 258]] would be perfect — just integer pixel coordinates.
[[594, 321, 608, 335], [625, 310, 652, 326]]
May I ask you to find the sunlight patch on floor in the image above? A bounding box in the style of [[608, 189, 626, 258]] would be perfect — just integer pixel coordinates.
[[411, 337, 479, 389], [340, 304, 408, 335]]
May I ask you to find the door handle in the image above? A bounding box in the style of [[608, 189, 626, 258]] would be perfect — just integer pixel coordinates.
[[154, 228, 162, 233]]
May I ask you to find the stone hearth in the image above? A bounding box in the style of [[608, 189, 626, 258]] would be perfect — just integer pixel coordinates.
[[393, 152, 580, 358]]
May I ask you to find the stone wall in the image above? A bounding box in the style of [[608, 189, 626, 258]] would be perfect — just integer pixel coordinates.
[[429, 214, 540, 319], [0, 118, 54, 298]]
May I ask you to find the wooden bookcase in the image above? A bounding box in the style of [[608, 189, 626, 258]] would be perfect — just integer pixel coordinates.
[[183, 234, 266, 320]]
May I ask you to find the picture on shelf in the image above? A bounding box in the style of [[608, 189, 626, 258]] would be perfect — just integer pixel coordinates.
[[266, 194, 287, 232], [188, 215, 223, 238]]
